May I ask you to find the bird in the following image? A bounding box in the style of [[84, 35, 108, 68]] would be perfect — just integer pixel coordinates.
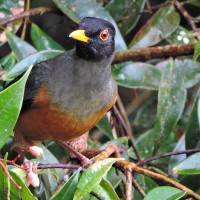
[[13, 17, 118, 151]]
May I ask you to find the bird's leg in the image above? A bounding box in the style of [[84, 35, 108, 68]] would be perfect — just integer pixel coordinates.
[[56, 140, 92, 168]]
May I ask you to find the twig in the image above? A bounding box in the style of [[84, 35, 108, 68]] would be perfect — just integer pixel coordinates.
[[173, 0, 200, 40], [112, 43, 195, 64], [146, 0, 152, 14], [125, 169, 133, 200], [116, 1, 171, 23], [137, 148, 200, 165], [0, 7, 54, 26], [21, 0, 30, 40], [132, 178, 146, 198], [0, 160, 21, 190], [117, 97, 133, 139], [116, 160, 200, 200], [37, 164, 80, 169]]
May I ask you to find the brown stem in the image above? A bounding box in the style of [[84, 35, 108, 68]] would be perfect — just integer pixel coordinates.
[[37, 164, 81, 169], [116, 160, 200, 200], [21, 0, 30, 40], [137, 148, 200, 165], [0, 7, 54, 26], [132, 178, 146, 198], [117, 97, 133, 139], [0, 160, 22, 190], [112, 43, 195, 64], [125, 169, 133, 200], [173, 0, 200, 40]]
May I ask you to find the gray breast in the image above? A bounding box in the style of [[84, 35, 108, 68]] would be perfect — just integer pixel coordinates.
[[46, 49, 116, 122]]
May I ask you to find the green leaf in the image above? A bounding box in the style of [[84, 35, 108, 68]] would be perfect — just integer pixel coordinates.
[[96, 115, 113, 140], [185, 89, 200, 149], [144, 186, 186, 200], [135, 129, 177, 159], [153, 59, 186, 154], [0, 154, 10, 198], [31, 23, 65, 51], [175, 59, 200, 89], [3, 50, 64, 81], [134, 174, 158, 200], [51, 168, 81, 200], [52, 0, 127, 51], [0, 52, 17, 70], [73, 158, 122, 200], [173, 152, 200, 175], [91, 179, 120, 200], [0, 0, 24, 46], [129, 5, 180, 48], [6, 31, 37, 61], [168, 135, 186, 172], [112, 62, 161, 90], [166, 26, 196, 45], [198, 96, 200, 129], [106, 0, 146, 35], [193, 41, 200, 61], [0, 66, 32, 150], [9, 170, 37, 200]]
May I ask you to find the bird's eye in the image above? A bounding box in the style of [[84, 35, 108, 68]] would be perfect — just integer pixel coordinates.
[[99, 29, 109, 41]]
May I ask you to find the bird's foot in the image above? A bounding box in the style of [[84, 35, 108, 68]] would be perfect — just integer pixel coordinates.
[[57, 140, 92, 168]]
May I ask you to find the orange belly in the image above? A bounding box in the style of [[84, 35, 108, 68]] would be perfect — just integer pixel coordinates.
[[14, 83, 117, 147]]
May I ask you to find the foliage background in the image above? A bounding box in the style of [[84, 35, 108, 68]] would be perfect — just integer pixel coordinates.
[[0, 0, 200, 199]]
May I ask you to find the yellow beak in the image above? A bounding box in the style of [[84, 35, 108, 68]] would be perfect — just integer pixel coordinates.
[[69, 30, 90, 43]]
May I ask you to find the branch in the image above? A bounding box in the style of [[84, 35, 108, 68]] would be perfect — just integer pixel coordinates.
[[0, 160, 21, 190], [112, 43, 195, 64], [132, 178, 146, 198], [0, 7, 54, 26], [37, 164, 80, 170], [137, 148, 200, 165], [173, 0, 200, 40], [116, 160, 200, 200]]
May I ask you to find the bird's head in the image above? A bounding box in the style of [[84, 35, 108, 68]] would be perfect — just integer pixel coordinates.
[[69, 17, 115, 61]]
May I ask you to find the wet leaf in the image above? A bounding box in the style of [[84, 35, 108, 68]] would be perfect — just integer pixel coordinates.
[[3, 50, 64, 80], [73, 158, 122, 200], [173, 152, 200, 175], [9, 170, 37, 200], [185, 89, 200, 149], [51, 169, 81, 200], [134, 174, 158, 200], [129, 5, 180, 48], [96, 115, 113, 140], [153, 59, 186, 154], [6, 31, 37, 61], [52, 0, 127, 50], [0, 67, 32, 149], [166, 26, 196, 45], [144, 186, 185, 200], [193, 41, 200, 61], [112, 62, 161, 90], [31, 23, 65, 51], [106, 0, 146, 35], [91, 179, 120, 200], [168, 135, 186, 173], [0, 52, 17, 70]]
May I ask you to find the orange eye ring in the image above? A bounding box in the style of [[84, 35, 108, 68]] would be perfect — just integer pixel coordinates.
[[99, 29, 109, 41]]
